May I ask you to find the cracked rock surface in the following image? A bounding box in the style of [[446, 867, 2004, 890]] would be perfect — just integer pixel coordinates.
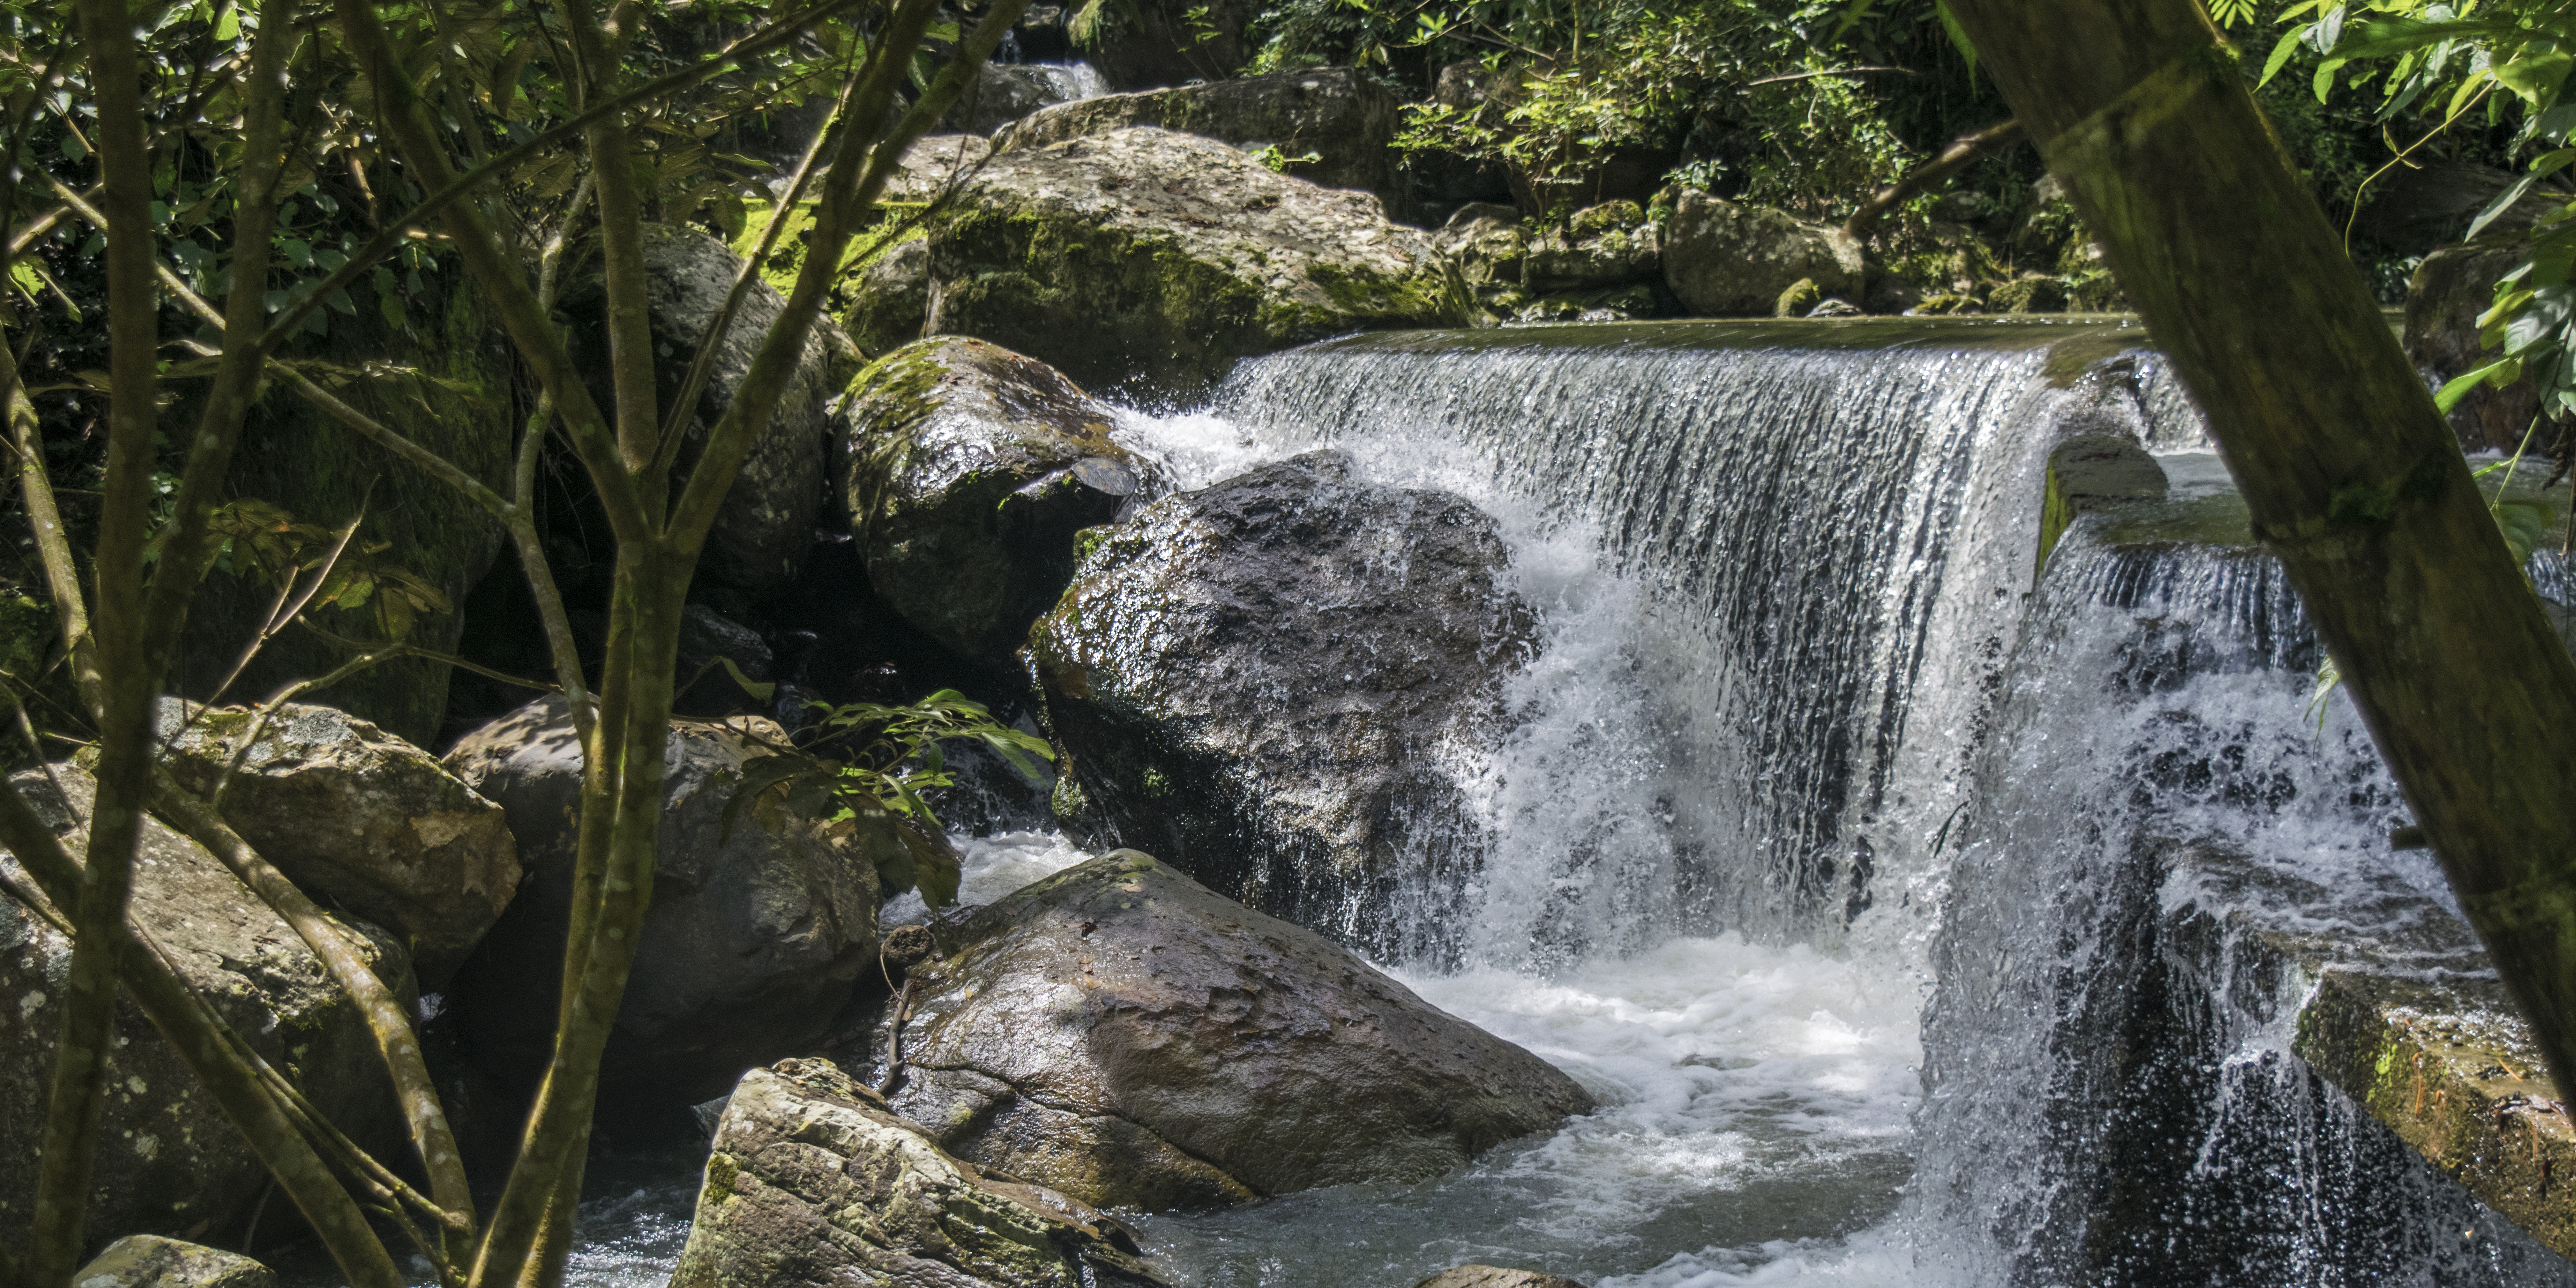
[[673, 1059, 1169, 1288], [879, 850, 1592, 1211]]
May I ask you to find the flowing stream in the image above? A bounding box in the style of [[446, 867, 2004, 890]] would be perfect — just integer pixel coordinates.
[[494, 318, 2571, 1287]]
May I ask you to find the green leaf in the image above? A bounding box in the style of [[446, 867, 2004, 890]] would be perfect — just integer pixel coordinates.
[[2496, 499, 2553, 565], [213, 0, 239, 40], [900, 818, 962, 908], [2436, 359, 2517, 412], [715, 655, 775, 703], [719, 753, 812, 845], [2262, 29, 2310, 87]]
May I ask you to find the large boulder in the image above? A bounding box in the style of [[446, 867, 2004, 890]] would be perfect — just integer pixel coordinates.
[[568, 223, 851, 598], [884, 134, 996, 202], [171, 250, 515, 746], [1072, 0, 1258, 91], [843, 336, 1154, 663], [997, 68, 1410, 221], [1661, 190, 1863, 317], [672, 1060, 1171, 1288], [923, 127, 1473, 395], [881, 851, 1594, 1210], [158, 701, 520, 987], [842, 239, 932, 357], [2406, 242, 2539, 455], [441, 696, 881, 1104], [940, 63, 1102, 136], [0, 766, 404, 1247], [1028, 451, 1531, 948], [71, 1236, 278, 1288]]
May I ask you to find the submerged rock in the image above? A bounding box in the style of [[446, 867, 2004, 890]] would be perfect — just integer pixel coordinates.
[[923, 127, 1471, 394], [672, 1059, 1171, 1288], [442, 696, 880, 1104], [159, 701, 520, 986], [0, 766, 404, 1246], [882, 851, 1593, 1209], [1030, 450, 1531, 947], [71, 1236, 278, 1288], [1661, 191, 1862, 317], [843, 336, 1155, 663], [997, 68, 1408, 219]]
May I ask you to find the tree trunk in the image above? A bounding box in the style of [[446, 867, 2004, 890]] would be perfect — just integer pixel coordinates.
[[1941, 0, 2576, 1097]]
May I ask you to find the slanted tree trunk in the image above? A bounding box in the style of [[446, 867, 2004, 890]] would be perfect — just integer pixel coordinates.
[[1941, 0, 2576, 1097]]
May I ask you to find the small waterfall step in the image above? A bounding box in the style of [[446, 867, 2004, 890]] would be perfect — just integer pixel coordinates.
[[1915, 470, 2576, 1284]]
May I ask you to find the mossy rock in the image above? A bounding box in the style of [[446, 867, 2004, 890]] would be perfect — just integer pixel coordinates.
[[1906, 292, 1985, 317], [921, 127, 1471, 397], [168, 259, 513, 745], [1775, 277, 1824, 318], [673, 1060, 1170, 1288]]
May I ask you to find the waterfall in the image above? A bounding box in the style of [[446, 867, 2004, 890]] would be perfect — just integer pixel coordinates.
[[500, 320, 2569, 1288], [1906, 498, 2573, 1285]]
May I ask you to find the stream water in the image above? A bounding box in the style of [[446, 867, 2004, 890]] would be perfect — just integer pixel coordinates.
[[492, 318, 2571, 1288]]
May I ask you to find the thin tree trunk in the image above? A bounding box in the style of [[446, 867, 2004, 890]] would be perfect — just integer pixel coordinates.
[[30, 0, 171, 1276], [1843, 117, 2023, 241], [1941, 0, 2576, 1097]]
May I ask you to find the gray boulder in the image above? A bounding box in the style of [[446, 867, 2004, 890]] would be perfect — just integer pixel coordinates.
[[940, 63, 1100, 136], [2407, 242, 2539, 455], [1028, 451, 1532, 949], [1413, 1269, 1590, 1288], [71, 1236, 277, 1288], [158, 701, 520, 987], [923, 127, 1472, 395], [442, 696, 880, 1103], [842, 238, 931, 357], [843, 336, 1155, 663], [577, 224, 851, 597], [997, 68, 1409, 220], [884, 851, 1593, 1210], [884, 134, 995, 203], [1661, 190, 1863, 317], [0, 766, 404, 1246], [671, 1059, 1170, 1288]]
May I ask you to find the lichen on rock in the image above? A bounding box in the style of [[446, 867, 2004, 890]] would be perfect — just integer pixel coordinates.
[[922, 127, 1471, 395]]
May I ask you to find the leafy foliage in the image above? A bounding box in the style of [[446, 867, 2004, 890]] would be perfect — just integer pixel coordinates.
[[723, 690, 1055, 907], [2256, 0, 2576, 411]]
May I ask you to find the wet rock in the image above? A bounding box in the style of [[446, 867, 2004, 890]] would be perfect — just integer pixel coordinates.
[[158, 701, 520, 987], [997, 68, 1409, 220], [71, 1236, 279, 1288], [1412, 1269, 1590, 1288], [1028, 451, 1532, 949], [2407, 242, 2539, 455], [673, 602, 775, 716], [1808, 298, 1863, 318], [442, 696, 880, 1104], [922, 127, 1472, 395], [841, 238, 929, 356], [940, 63, 1097, 135], [843, 336, 1155, 663], [1661, 190, 1862, 317], [0, 766, 404, 1246], [671, 1059, 1171, 1288], [568, 223, 849, 597], [882, 851, 1592, 1209]]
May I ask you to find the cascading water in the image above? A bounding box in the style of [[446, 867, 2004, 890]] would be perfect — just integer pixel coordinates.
[[498, 319, 2569, 1288]]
